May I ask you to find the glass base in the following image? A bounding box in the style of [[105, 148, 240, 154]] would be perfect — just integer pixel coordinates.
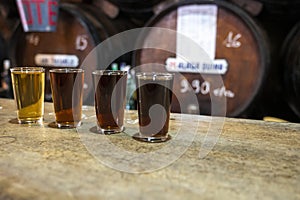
[[132, 133, 171, 143], [96, 126, 124, 134], [18, 117, 43, 124], [48, 121, 81, 129]]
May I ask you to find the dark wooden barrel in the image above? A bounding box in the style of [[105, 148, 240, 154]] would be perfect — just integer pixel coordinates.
[[256, 0, 300, 16], [9, 3, 133, 104], [101, 0, 165, 26], [106, 0, 162, 13], [282, 21, 300, 119], [133, 0, 270, 117]]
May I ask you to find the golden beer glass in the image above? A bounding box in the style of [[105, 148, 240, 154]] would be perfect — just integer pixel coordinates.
[[10, 67, 45, 124]]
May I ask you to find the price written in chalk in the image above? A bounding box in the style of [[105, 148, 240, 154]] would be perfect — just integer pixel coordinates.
[[180, 79, 235, 98]]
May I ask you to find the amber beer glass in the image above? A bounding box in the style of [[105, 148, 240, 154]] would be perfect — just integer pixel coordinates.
[[93, 70, 127, 134], [134, 72, 174, 142], [10, 67, 45, 124], [49, 68, 84, 128]]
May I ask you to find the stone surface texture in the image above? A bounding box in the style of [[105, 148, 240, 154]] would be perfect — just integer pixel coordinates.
[[0, 98, 299, 199]]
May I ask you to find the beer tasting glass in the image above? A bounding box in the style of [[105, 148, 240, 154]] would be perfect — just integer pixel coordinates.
[[93, 70, 127, 134], [49, 68, 84, 128], [10, 67, 45, 124], [133, 72, 174, 143]]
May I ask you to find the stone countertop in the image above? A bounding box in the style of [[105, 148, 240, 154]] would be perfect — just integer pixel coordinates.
[[0, 98, 299, 199]]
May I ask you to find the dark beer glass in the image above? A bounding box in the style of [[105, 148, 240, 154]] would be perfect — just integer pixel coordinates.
[[134, 72, 174, 142], [49, 68, 84, 128], [93, 70, 127, 134]]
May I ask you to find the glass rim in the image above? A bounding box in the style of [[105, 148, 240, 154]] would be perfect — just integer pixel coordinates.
[[10, 67, 45, 72], [49, 68, 84, 73], [136, 72, 174, 78], [92, 70, 127, 76]]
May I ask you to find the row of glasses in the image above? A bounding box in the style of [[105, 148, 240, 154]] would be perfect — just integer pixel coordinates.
[[10, 67, 174, 143], [10, 67, 84, 128]]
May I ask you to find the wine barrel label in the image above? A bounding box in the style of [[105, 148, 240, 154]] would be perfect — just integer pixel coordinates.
[[34, 54, 79, 67], [165, 57, 228, 74], [177, 5, 217, 60]]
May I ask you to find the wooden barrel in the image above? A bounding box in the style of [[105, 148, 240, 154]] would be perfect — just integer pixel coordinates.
[[103, 0, 169, 26], [106, 0, 162, 14], [282, 21, 300, 119], [256, 0, 300, 16], [9, 3, 133, 104], [248, 1, 300, 122], [133, 0, 270, 117]]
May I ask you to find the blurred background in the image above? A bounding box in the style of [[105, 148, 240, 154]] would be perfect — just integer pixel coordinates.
[[0, 0, 300, 122]]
